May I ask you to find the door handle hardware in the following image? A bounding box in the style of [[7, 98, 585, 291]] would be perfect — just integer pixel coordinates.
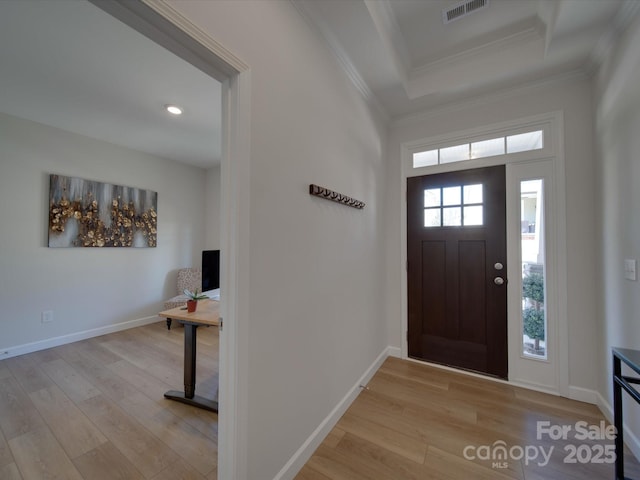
[[494, 277, 505, 285]]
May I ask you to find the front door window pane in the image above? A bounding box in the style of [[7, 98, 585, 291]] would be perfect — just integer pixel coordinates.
[[443, 207, 461, 226], [423, 184, 485, 228], [424, 188, 441, 207], [521, 179, 547, 359], [463, 184, 483, 204], [463, 206, 483, 226], [424, 208, 441, 227], [442, 186, 461, 206]]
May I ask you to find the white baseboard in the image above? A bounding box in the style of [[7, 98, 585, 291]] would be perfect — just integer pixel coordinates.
[[272, 345, 394, 480], [0, 315, 161, 360], [507, 378, 560, 396], [597, 391, 640, 462], [567, 385, 598, 404], [598, 391, 615, 424], [387, 346, 401, 358]]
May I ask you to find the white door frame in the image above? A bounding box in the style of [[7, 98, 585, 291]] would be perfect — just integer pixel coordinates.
[[399, 111, 569, 397], [90, 1, 251, 477]]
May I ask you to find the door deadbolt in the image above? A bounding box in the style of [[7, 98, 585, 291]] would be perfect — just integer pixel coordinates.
[[494, 262, 504, 270]]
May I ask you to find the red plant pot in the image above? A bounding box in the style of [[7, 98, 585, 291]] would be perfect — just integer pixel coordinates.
[[186, 300, 197, 313]]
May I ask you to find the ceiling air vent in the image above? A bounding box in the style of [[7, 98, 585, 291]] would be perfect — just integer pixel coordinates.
[[442, 0, 489, 24]]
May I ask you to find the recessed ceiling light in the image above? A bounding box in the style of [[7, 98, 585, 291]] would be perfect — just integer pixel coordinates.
[[165, 104, 183, 115]]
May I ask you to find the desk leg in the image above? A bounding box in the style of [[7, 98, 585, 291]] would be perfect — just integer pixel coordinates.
[[614, 355, 624, 480], [164, 322, 218, 413], [184, 323, 197, 398]]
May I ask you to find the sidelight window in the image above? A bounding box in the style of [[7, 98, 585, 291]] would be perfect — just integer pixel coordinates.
[[520, 179, 547, 358]]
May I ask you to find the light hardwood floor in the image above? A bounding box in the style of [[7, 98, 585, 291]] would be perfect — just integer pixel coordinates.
[[4, 326, 640, 480], [296, 356, 640, 480], [0, 321, 218, 480]]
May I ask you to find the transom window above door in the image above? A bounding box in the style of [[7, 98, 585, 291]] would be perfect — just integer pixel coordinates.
[[423, 183, 483, 227], [413, 129, 543, 168]]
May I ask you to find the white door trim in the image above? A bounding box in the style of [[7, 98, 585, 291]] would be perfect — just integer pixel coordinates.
[[399, 111, 568, 396], [91, 1, 252, 477]]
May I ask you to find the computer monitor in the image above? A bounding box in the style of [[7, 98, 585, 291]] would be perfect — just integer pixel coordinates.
[[202, 249, 220, 291]]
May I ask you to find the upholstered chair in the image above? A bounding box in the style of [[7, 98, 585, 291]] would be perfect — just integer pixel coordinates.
[[163, 268, 201, 329]]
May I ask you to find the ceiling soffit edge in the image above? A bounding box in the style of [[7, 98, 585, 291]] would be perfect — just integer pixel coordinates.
[[538, 0, 561, 55], [406, 23, 546, 100], [363, 0, 411, 85], [412, 19, 546, 76], [362, 2, 549, 103], [392, 68, 588, 128], [586, 0, 640, 74]]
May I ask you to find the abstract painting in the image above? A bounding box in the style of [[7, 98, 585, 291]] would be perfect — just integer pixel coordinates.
[[48, 174, 157, 248]]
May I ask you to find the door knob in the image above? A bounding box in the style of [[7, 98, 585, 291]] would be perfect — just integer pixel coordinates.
[[494, 277, 505, 285]]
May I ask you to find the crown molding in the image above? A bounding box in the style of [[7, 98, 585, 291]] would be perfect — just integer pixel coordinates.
[[291, 0, 389, 122], [90, 0, 248, 81], [142, 0, 249, 73]]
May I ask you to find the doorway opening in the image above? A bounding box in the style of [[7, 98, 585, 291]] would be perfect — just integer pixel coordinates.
[[92, 2, 251, 477]]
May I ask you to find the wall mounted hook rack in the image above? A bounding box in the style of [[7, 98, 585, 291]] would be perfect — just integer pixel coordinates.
[[309, 184, 365, 209]]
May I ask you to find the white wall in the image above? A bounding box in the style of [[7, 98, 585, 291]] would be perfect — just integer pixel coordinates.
[[0, 112, 208, 353], [205, 165, 221, 249], [386, 76, 598, 393], [167, 1, 388, 479], [594, 13, 640, 452]]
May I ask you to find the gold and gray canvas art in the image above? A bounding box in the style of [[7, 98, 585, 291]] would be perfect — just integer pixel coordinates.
[[48, 174, 157, 247]]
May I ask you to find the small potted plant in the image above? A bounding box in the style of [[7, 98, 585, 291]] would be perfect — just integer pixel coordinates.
[[184, 288, 208, 312]]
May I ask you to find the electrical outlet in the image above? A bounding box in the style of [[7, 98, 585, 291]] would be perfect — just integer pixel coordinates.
[[625, 259, 637, 281], [41, 310, 54, 323]]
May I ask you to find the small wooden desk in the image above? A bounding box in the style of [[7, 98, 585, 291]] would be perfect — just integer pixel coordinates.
[[158, 300, 220, 412]]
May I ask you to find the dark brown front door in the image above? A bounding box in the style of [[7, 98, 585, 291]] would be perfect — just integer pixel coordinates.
[[407, 165, 508, 378]]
